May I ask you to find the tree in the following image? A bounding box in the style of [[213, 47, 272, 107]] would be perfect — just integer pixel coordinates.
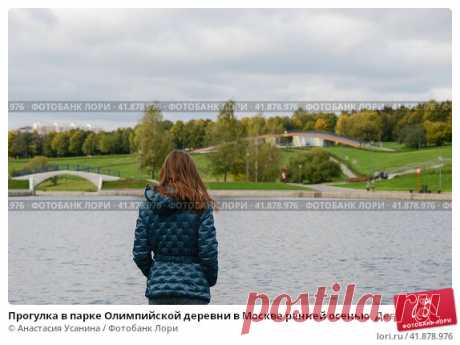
[[423, 100, 450, 123], [335, 113, 351, 136], [8, 131, 17, 157], [41, 132, 57, 157], [246, 142, 281, 182], [170, 120, 187, 149], [29, 131, 43, 157], [424, 120, 449, 146], [114, 128, 132, 154], [23, 156, 49, 172], [348, 111, 383, 142], [378, 106, 403, 141], [287, 149, 341, 184], [135, 106, 173, 179], [184, 119, 207, 149], [445, 113, 452, 143], [10, 132, 32, 158], [68, 130, 86, 156], [400, 125, 427, 149], [204, 121, 217, 146], [315, 113, 336, 132], [335, 110, 387, 141], [212, 100, 242, 143], [129, 126, 139, 153], [208, 140, 246, 182], [241, 114, 266, 137], [397, 107, 424, 132], [51, 132, 69, 157], [97, 132, 117, 154], [265, 116, 285, 134], [82, 133, 98, 155], [291, 107, 316, 130], [314, 118, 328, 131]]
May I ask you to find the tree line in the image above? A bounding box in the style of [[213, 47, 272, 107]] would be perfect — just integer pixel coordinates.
[[132, 101, 343, 183], [8, 100, 452, 159], [8, 127, 134, 158]]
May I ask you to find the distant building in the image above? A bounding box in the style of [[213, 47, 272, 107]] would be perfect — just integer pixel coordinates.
[[16, 126, 34, 133], [15, 122, 102, 134], [261, 131, 362, 148]]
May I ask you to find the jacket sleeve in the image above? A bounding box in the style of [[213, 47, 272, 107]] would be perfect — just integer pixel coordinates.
[[197, 207, 218, 287], [132, 202, 153, 278]]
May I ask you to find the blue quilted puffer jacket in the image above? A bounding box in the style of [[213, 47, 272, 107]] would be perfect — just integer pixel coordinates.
[[132, 185, 218, 303]]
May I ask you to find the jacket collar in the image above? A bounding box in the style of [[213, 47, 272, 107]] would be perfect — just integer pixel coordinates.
[[144, 184, 178, 209]]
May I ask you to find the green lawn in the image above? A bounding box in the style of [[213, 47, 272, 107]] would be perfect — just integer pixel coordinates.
[[334, 167, 451, 192], [206, 182, 311, 190], [8, 144, 452, 192], [9, 153, 228, 181], [322, 145, 451, 175], [35, 175, 97, 192], [380, 141, 409, 151], [8, 150, 311, 182], [9, 154, 146, 179], [189, 153, 218, 181], [8, 179, 29, 189]]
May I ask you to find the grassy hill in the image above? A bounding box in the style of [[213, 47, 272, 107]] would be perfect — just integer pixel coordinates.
[[322, 145, 451, 175], [8, 149, 307, 182], [8, 143, 452, 191], [9, 154, 145, 179], [334, 165, 451, 192]]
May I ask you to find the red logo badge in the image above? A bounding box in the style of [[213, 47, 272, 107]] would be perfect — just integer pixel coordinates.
[[394, 288, 457, 331]]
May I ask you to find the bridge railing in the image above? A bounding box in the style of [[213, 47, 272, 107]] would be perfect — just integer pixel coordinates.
[[11, 164, 121, 178]]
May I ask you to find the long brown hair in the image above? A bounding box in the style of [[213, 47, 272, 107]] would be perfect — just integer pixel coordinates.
[[156, 150, 214, 210]]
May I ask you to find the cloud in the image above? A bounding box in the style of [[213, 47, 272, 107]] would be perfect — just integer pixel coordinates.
[[8, 8, 452, 128]]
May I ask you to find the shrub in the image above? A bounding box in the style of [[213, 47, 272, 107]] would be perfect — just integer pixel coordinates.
[[23, 156, 49, 172], [399, 125, 427, 149], [287, 148, 341, 184]]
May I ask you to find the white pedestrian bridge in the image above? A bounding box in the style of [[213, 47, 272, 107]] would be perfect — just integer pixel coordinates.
[[12, 170, 121, 191]]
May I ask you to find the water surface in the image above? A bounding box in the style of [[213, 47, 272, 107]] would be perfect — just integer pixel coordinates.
[[8, 196, 451, 304]]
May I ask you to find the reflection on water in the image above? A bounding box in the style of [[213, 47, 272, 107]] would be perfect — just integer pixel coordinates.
[[8, 196, 451, 304]]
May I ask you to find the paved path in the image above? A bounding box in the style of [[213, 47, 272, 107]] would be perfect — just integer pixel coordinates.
[[330, 157, 356, 178], [387, 163, 444, 179], [307, 183, 354, 192], [287, 182, 358, 193], [9, 187, 450, 201]]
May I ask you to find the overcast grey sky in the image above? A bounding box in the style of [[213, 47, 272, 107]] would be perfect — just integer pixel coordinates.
[[8, 8, 452, 129]]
